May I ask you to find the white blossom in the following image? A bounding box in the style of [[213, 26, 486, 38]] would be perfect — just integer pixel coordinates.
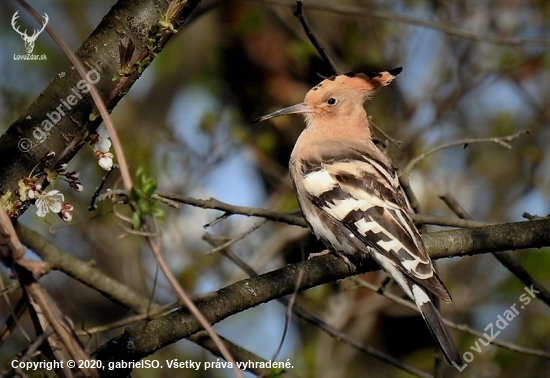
[[35, 190, 64, 217], [93, 125, 112, 153], [98, 152, 114, 171]]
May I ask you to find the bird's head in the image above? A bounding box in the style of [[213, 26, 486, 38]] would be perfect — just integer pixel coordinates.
[[253, 68, 402, 126]]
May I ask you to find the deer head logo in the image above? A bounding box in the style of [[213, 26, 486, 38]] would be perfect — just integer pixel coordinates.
[[11, 11, 49, 54]]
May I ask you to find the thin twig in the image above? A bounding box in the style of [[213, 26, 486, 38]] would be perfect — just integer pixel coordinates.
[[264, 0, 550, 46], [401, 130, 529, 179], [77, 303, 176, 337], [17, 329, 53, 362], [204, 212, 230, 228], [95, 188, 127, 205], [156, 192, 306, 225], [352, 277, 550, 360], [0, 296, 31, 347], [399, 130, 528, 218], [203, 220, 268, 255], [414, 213, 488, 228], [0, 282, 21, 296], [293, 0, 339, 75], [492, 252, 550, 307], [89, 167, 118, 210], [272, 262, 304, 361], [142, 226, 243, 378], [439, 195, 471, 220], [522, 212, 548, 221], [400, 175, 423, 227], [369, 119, 403, 148], [158, 192, 489, 228], [155, 195, 181, 209]]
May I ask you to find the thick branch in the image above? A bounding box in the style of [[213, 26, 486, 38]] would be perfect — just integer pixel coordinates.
[[424, 218, 550, 259], [93, 218, 550, 367], [203, 234, 430, 378], [0, 0, 201, 207], [439, 193, 550, 307], [15, 223, 154, 314]]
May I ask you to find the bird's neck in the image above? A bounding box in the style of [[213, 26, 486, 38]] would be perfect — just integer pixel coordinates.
[[305, 110, 372, 141]]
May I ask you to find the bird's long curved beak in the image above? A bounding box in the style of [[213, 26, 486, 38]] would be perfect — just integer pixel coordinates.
[[252, 103, 313, 124]]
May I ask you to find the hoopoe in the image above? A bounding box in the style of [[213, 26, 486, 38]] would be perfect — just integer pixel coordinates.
[[254, 68, 462, 365]]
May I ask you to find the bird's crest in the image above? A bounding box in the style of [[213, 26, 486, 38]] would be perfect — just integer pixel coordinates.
[[310, 67, 402, 95]]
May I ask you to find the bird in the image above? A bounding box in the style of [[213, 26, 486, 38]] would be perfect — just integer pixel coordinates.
[[254, 68, 462, 365]]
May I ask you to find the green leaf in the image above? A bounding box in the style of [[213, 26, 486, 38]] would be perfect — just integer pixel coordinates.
[[132, 212, 142, 229], [138, 201, 150, 214], [153, 207, 165, 218], [142, 181, 157, 198], [129, 167, 165, 228], [130, 187, 140, 202]]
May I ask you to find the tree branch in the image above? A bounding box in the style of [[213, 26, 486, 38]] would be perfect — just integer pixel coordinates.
[[398, 131, 528, 217], [401, 131, 529, 179], [93, 218, 550, 369], [16, 223, 154, 315], [156, 192, 489, 228], [0, 0, 201, 212], [293, 0, 339, 75], [439, 194, 550, 307]]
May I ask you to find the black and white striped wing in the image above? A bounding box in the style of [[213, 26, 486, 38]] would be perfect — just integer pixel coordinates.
[[299, 145, 451, 302]]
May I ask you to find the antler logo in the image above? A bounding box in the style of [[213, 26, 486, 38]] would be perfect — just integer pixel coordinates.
[[11, 11, 49, 54]]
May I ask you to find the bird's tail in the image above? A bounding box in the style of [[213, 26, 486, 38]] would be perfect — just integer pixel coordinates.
[[411, 284, 463, 365]]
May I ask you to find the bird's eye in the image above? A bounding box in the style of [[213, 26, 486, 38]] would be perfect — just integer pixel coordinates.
[[327, 98, 337, 105]]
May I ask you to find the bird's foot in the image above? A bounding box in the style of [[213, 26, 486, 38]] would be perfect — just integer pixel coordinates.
[[308, 250, 354, 273], [308, 249, 332, 260], [336, 251, 354, 273]]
